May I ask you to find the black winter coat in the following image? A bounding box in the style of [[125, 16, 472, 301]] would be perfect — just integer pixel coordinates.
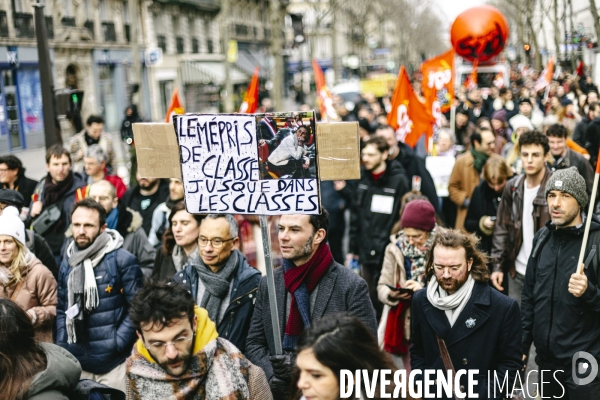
[[465, 180, 503, 259], [522, 217, 600, 365], [585, 119, 600, 168], [1, 174, 38, 203], [573, 116, 592, 148], [171, 250, 260, 353], [394, 142, 440, 214], [25, 230, 59, 279], [411, 282, 522, 399], [55, 249, 144, 374], [350, 161, 409, 266]]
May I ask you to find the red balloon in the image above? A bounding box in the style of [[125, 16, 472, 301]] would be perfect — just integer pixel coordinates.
[[450, 5, 509, 62]]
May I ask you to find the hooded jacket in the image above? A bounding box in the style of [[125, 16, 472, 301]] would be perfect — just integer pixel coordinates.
[[522, 216, 600, 364], [349, 161, 409, 266], [0, 252, 57, 343], [55, 230, 144, 374], [171, 249, 261, 353], [28, 342, 82, 400]]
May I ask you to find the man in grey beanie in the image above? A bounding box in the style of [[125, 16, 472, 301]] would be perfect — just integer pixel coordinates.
[[521, 166, 600, 398]]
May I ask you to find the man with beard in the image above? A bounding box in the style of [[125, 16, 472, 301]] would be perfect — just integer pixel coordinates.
[[348, 136, 409, 319], [410, 228, 522, 399], [55, 198, 143, 391], [521, 167, 600, 398], [246, 210, 377, 400], [122, 171, 169, 235], [28, 145, 85, 266], [148, 178, 185, 247], [126, 281, 271, 399]]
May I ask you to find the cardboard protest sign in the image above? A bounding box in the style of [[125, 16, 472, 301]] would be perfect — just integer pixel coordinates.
[[174, 111, 320, 215]]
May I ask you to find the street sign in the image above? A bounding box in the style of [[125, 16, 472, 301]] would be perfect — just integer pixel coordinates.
[[145, 48, 163, 67]]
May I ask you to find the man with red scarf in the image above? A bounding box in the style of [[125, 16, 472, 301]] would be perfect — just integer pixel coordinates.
[[28, 145, 85, 266], [245, 209, 378, 400]]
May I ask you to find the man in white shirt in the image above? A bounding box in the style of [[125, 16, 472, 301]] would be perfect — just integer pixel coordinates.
[[491, 131, 552, 304]]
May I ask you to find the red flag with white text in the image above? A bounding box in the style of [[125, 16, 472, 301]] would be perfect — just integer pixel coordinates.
[[421, 49, 454, 113], [387, 66, 435, 148]]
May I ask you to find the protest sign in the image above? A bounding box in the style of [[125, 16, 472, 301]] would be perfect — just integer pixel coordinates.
[[174, 111, 320, 215]]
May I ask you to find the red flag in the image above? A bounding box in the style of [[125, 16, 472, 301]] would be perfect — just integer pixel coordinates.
[[312, 60, 338, 120], [596, 148, 600, 174], [165, 88, 184, 122], [534, 58, 554, 92], [421, 49, 454, 113], [239, 68, 260, 113], [387, 66, 435, 148]]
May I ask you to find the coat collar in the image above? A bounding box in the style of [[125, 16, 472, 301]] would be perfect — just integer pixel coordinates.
[[422, 281, 491, 347], [275, 261, 337, 336]]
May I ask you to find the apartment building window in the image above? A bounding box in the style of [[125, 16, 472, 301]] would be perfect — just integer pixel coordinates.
[[157, 35, 167, 53], [176, 37, 184, 54], [192, 38, 199, 54]]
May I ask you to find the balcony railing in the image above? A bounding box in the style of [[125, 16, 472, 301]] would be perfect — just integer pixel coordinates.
[[84, 20, 94, 39], [102, 22, 116, 42], [61, 17, 76, 27], [14, 13, 35, 38], [0, 11, 8, 38]]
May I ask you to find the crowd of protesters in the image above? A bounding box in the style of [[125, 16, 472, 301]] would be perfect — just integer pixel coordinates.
[[0, 63, 600, 400]]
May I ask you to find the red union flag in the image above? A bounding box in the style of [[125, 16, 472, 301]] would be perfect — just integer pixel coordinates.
[[387, 66, 435, 148], [421, 49, 454, 112], [239, 67, 260, 113], [312, 59, 338, 120]]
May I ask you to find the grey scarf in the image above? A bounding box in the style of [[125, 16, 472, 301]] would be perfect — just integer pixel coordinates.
[[66, 229, 123, 343], [172, 245, 200, 272], [192, 251, 238, 322]]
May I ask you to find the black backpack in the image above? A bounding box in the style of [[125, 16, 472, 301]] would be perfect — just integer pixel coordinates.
[[68, 379, 125, 400]]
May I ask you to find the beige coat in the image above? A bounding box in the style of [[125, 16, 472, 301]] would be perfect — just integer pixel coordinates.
[[448, 152, 502, 231], [377, 235, 411, 341], [0, 253, 57, 342]]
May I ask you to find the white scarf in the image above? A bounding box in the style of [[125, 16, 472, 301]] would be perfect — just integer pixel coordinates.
[[426, 275, 475, 327]]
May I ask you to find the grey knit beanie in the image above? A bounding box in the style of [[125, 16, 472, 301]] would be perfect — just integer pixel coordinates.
[[545, 167, 588, 208]]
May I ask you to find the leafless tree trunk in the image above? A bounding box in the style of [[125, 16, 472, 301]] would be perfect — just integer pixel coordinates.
[[590, 0, 600, 51], [554, 0, 561, 60]]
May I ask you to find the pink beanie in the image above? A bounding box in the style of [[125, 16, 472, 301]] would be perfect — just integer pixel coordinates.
[[400, 200, 436, 232]]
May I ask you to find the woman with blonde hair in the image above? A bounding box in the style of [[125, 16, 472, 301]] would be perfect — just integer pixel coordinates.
[[0, 206, 57, 342]]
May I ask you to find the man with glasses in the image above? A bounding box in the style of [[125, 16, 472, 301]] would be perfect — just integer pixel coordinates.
[[127, 281, 271, 399], [171, 214, 261, 353]]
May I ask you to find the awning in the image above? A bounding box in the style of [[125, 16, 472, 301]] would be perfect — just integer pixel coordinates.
[[286, 59, 332, 73], [181, 61, 248, 85], [234, 50, 269, 79]]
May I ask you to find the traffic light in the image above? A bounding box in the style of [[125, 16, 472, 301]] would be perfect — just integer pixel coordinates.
[[55, 89, 84, 117], [523, 43, 530, 52]]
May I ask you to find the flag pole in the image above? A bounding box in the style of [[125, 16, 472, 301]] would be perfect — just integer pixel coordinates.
[[577, 150, 600, 274], [260, 215, 283, 354]]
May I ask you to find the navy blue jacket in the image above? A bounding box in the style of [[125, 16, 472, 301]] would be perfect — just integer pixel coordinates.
[[411, 281, 522, 399], [55, 249, 144, 374], [171, 250, 261, 353]]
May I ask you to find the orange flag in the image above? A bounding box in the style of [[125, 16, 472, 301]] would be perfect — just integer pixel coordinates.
[[597, 147, 600, 174], [239, 68, 260, 113], [165, 88, 184, 122], [421, 49, 454, 113], [534, 58, 555, 92], [387, 66, 435, 148], [312, 60, 338, 120]]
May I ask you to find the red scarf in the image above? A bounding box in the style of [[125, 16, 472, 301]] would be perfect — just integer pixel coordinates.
[[283, 243, 333, 337]]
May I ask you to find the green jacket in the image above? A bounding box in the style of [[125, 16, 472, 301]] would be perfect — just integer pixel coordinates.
[[28, 342, 82, 400]]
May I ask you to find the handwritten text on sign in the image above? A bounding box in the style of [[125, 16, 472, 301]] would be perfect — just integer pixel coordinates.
[[175, 114, 319, 215]]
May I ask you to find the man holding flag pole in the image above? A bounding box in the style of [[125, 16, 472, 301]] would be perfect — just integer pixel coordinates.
[[521, 162, 600, 398]]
